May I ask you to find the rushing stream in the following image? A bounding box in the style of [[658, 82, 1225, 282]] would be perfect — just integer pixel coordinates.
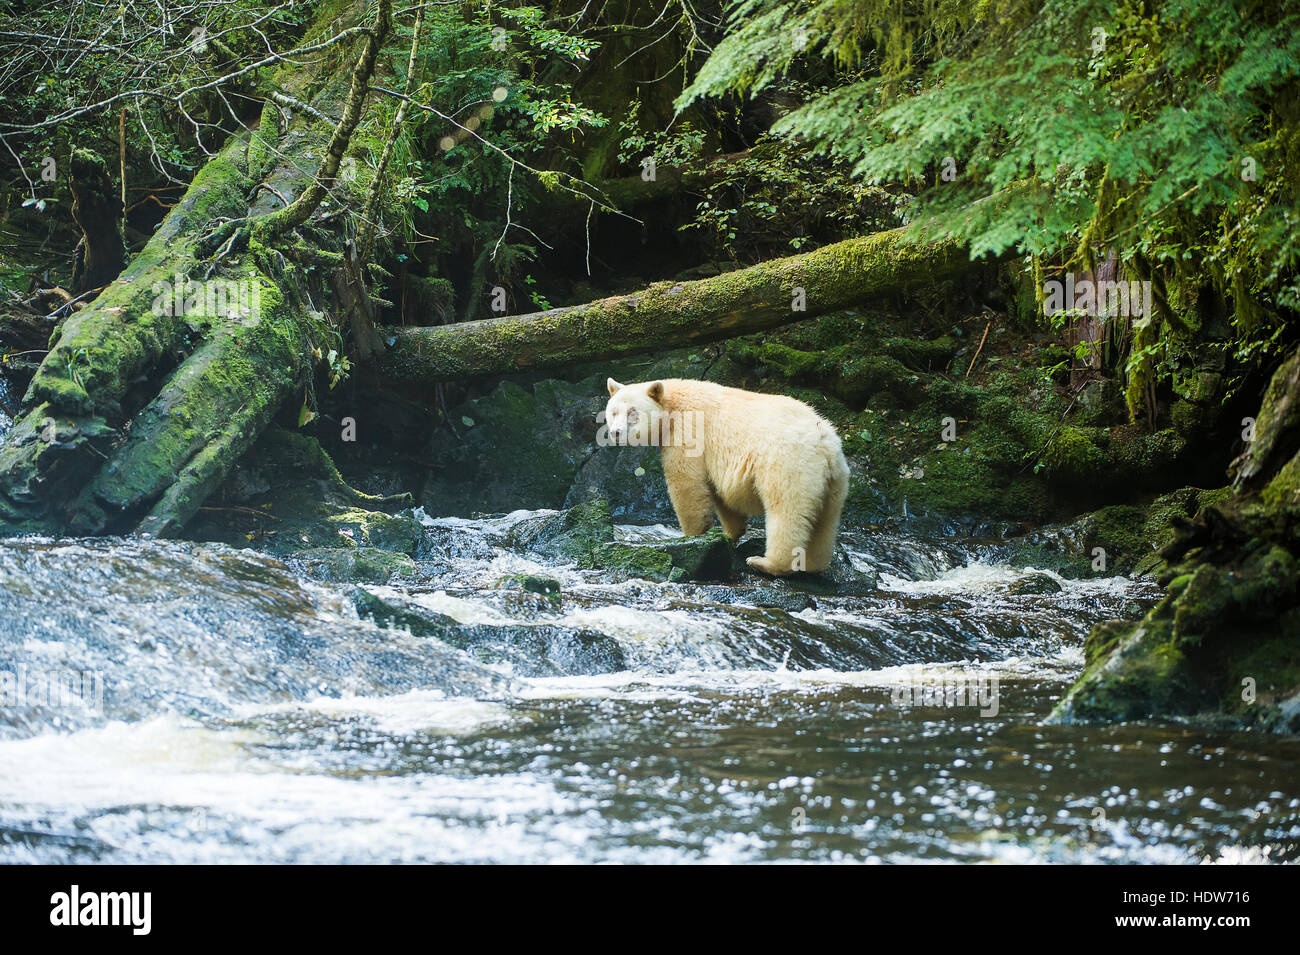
[[1, 510, 1297, 864]]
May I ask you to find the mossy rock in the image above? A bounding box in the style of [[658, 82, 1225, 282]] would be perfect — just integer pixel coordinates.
[[1053, 539, 1300, 729], [593, 527, 734, 582], [1007, 573, 1064, 595], [320, 510, 421, 553], [507, 497, 614, 563], [495, 573, 562, 602], [1074, 378, 1127, 426], [1228, 624, 1300, 732], [1040, 426, 1109, 484], [293, 547, 417, 584], [1052, 617, 1209, 723]]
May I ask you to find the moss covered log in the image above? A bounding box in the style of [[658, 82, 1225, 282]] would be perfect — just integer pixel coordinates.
[[374, 228, 981, 384], [0, 0, 383, 536]]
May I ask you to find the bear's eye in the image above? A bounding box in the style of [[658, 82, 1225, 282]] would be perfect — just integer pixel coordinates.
[[626, 408, 639, 426]]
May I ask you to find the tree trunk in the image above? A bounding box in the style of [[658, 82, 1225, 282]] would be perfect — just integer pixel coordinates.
[[68, 147, 127, 295], [372, 227, 978, 384]]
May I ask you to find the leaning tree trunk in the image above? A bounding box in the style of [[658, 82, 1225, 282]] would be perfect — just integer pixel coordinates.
[[0, 0, 387, 536], [374, 227, 977, 384]]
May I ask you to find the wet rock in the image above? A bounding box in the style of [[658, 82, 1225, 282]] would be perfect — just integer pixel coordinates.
[[1050, 542, 1300, 731], [351, 588, 625, 677], [507, 497, 614, 562], [565, 442, 674, 521], [1007, 573, 1064, 595], [710, 585, 817, 612], [416, 518, 504, 563], [494, 573, 562, 602], [733, 537, 877, 595], [594, 527, 734, 582], [293, 547, 418, 584], [455, 623, 627, 677], [350, 587, 458, 638]]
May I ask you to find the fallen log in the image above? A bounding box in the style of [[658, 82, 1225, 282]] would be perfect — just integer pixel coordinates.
[[372, 227, 981, 384]]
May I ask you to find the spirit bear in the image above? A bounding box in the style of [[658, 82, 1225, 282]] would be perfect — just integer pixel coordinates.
[[604, 378, 850, 575]]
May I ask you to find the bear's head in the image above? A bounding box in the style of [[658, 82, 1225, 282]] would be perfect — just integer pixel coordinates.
[[604, 378, 665, 446]]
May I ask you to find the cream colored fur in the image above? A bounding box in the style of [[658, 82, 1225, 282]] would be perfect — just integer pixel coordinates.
[[604, 377, 850, 575]]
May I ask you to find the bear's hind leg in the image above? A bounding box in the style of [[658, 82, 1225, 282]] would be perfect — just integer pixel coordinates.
[[746, 510, 814, 576], [805, 471, 848, 572]]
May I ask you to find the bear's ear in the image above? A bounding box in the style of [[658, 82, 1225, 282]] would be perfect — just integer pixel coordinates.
[[607, 377, 624, 397], [647, 381, 664, 404]]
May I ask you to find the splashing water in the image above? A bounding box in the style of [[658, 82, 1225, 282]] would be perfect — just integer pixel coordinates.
[[0, 515, 1296, 863]]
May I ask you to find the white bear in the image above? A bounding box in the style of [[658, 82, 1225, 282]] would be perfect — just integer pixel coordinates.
[[604, 377, 850, 575]]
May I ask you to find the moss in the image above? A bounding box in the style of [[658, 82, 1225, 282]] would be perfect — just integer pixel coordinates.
[[877, 335, 957, 370], [1054, 525, 1300, 728], [406, 275, 456, 323], [1107, 427, 1188, 481], [65, 275, 312, 534], [507, 497, 615, 563], [1227, 628, 1300, 724], [593, 527, 733, 582], [323, 509, 421, 553], [1041, 426, 1109, 483], [1086, 504, 1149, 569], [245, 98, 284, 179], [1053, 616, 1208, 723], [293, 546, 417, 584], [591, 542, 677, 581], [495, 574, 563, 602]]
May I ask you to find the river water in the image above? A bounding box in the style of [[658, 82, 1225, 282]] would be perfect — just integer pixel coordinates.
[[0, 509, 1297, 864]]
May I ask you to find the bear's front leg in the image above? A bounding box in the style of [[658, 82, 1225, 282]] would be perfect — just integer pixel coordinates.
[[664, 455, 714, 536], [713, 497, 747, 541]]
